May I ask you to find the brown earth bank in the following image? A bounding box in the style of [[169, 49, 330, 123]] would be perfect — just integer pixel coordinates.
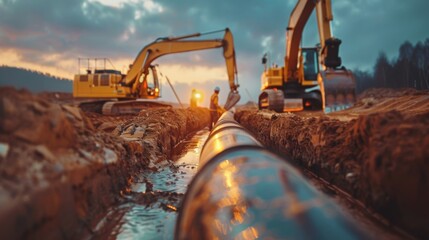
[[235, 88, 429, 239], [0, 87, 210, 239]]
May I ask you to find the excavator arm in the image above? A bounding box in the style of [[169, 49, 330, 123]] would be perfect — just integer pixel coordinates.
[[124, 28, 239, 101], [315, 0, 343, 69], [284, 0, 317, 81], [315, 0, 333, 52], [285, 0, 345, 78]]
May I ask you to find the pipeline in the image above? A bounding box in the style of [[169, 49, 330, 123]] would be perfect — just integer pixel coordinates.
[[175, 110, 370, 239]]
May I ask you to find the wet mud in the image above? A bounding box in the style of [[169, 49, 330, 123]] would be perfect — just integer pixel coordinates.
[[236, 88, 429, 238]]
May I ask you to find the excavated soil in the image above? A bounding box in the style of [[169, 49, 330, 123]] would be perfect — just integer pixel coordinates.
[[0, 87, 209, 239], [236, 88, 429, 238]]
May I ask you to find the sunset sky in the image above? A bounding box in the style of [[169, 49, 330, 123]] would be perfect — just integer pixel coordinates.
[[1, 0, 428, 105]]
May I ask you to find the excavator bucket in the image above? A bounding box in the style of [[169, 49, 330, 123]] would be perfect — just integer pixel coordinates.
[[224, 91, 241, 110], [322, 69, 356, 112]]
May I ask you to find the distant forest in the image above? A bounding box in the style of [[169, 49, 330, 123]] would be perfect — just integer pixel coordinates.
[[354, 38, 429, 93], [0, 65, 72, 93]]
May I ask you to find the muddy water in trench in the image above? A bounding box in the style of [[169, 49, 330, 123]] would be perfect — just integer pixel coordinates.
[[94, 129, 209, 240]]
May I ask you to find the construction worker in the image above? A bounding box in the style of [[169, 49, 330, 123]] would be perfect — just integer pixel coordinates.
[[190, 89, 198, 107], [209, 86, 221, 130]]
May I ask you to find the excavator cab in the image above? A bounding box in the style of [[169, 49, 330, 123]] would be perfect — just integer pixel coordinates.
[[138, 65, 160, 99], [300, 48, 324, 110], [302, 48, 319, 81]]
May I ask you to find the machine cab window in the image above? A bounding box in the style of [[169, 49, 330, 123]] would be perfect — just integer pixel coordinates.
[[146, 68, 155, 89], [139, 66, 160, 97], [302, 49, 319, 80]]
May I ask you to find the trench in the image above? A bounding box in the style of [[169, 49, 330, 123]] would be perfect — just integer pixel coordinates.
[[90, 113, 407, 239], [91, 129, 209, 239]]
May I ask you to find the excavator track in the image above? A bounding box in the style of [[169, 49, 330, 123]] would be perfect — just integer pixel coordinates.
[[78, 100, 109, 114], [101, 100, 172, 115], [78, 99, 171, 115]]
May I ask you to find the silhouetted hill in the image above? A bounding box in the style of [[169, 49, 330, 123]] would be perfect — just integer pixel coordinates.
[[0, 66, 72, 93]]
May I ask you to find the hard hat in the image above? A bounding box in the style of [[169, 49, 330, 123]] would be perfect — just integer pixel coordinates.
[[214, 86, 220, 92]]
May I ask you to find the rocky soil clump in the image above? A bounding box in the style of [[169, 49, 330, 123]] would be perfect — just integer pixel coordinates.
[[235, 88, 429, 238]]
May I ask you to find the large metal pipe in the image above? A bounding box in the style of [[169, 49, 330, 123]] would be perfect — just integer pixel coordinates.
[[175, 110, 369, 239]]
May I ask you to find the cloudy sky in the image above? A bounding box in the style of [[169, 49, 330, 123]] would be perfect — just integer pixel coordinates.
[[1, 0, 428, 105]]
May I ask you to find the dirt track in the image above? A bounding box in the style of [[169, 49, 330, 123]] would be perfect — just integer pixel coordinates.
[[0, 87, 209, 239], [236, 88, 429, 238]]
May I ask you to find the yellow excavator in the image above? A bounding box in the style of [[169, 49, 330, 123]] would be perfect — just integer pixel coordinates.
[[259, 0, 355, 112], [73, 28, 240, 114]]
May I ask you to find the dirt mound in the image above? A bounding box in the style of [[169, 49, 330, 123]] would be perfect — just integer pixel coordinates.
[[0, 87, 131, 239], [357, 110, 429, 236], [84, 107, 210, 164], [333, 88, 429, 118], [0, 87, 210, 239], [37, 91, 74, 104], [236, 89, 429, 238], [358, 88, 428, 99]]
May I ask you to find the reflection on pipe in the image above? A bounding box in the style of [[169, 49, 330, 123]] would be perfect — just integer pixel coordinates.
[[175, 110, 369, 239]]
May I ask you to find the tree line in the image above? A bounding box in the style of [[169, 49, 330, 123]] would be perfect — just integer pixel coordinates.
[[0, 64, 70, 81], [353, 38, 429, 93]]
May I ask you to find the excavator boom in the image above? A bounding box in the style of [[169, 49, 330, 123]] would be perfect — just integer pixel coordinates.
[[125, 28, 239, 100], [316, 0, 333, 52], [125, 40, 224, 87], [285, 0, 317, 80]]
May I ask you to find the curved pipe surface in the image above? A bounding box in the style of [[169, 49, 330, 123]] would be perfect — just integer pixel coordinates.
[[199, 111, 261, 167], [175, 110, 369, 239]]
